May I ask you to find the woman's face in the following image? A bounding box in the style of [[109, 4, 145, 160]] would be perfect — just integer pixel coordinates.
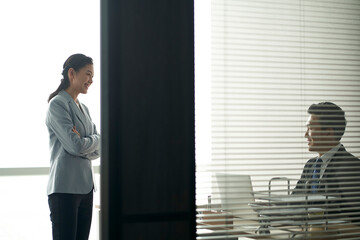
[[70, 64, 94, 95]]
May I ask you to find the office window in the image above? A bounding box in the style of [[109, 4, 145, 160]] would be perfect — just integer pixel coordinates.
[[0, 0, 100, 239], [195, 0, 360, 239]]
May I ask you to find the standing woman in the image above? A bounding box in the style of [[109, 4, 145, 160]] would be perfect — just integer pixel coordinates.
[[46, 53, 100, 240]]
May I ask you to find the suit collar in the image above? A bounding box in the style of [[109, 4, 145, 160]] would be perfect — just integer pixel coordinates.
[[59, 90, 87, 124], [321, 143, 341, 163], [58, 90, 75, 103], [323, 144, 354, 169]]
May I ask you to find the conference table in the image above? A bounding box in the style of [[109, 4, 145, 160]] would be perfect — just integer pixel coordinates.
[[197, 193, 360, 239]]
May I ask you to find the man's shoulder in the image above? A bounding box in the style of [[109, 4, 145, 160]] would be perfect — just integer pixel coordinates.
[[336, 145, 359, 159], [331, 145, 360, 166]]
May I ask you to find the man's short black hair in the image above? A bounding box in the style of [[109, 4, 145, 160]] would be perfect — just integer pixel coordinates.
[[308, 102, 346, 141]]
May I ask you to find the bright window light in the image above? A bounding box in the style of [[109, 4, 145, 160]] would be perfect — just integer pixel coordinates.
[[0, 0, 100, 168], [0, 1, 100, 239]]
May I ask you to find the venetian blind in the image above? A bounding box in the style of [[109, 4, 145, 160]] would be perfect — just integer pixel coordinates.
[[196, 0, 360, 239]]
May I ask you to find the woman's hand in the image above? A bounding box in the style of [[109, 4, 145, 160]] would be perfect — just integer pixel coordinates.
[[72, 126, 80, 137]]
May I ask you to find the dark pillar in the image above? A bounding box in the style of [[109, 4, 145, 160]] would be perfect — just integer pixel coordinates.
[[100, 1, 195, 239]]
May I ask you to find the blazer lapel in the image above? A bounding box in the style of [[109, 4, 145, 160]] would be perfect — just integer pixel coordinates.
[[59, 91, 89, 133], [73, 101, 88, 123]]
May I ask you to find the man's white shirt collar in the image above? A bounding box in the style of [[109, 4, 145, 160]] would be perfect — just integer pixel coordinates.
[[320, 143, 341, 163], [319, 143, 341, 178]]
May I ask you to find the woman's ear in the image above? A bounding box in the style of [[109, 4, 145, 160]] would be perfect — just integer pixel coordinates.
[[67, 68, 76, 81]]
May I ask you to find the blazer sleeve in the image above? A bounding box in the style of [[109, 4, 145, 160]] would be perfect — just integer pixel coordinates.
[[82, 104, 101, 160], [84, 150, 100, 160], [47, 99, 100, 157]]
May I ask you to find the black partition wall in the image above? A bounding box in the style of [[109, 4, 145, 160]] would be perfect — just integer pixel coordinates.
[[100, 1, 195, 239]]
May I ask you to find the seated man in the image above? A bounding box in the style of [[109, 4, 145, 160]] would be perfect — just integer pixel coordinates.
[[293, 102, 360, 223]]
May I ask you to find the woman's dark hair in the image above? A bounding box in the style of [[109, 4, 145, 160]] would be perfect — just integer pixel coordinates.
[[48, 53, 93, 102], [308, 102, 346, 141]]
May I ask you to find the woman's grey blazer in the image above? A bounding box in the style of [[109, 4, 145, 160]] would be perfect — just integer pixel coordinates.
[[46, 90, 100, 195]]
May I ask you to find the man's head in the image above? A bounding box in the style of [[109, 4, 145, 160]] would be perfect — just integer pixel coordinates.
[[305, 102, 346, 155]]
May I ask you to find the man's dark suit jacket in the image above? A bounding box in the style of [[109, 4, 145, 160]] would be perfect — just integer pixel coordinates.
[[293, 144, 360, 223]]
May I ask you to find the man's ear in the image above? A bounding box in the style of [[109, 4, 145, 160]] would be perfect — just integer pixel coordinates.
[[326, 127, 334, 136]]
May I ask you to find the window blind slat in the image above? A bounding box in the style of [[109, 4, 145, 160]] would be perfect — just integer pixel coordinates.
[[196, 0, 360, 239]]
